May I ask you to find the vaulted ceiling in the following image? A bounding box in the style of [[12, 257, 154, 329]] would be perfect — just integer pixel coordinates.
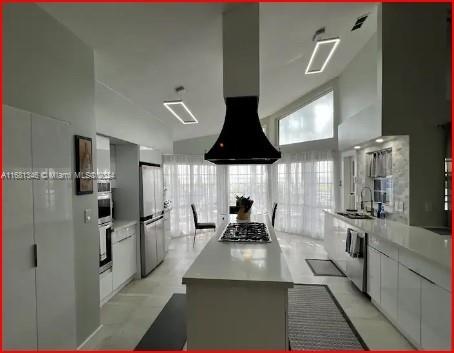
[[41, 3, 377, 141]]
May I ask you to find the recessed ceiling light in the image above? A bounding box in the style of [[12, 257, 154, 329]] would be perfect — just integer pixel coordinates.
[[354, 145, 361, 149], [163, 100, 198, 125], [305, 38, 340, 75], [376, 138, 384, 143]]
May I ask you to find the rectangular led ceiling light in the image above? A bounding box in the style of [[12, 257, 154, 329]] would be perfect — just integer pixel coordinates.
[[305, 38, 340, 75], [163, 100, 199, 124]]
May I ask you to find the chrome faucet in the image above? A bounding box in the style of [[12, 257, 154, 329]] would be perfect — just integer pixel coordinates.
[[360, 187, 374, 216]]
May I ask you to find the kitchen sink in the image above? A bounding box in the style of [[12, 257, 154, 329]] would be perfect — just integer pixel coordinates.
[[336, 212, 373, 220]]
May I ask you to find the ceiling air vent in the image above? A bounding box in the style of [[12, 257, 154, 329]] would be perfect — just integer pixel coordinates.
[[351, 14, 368, 31]]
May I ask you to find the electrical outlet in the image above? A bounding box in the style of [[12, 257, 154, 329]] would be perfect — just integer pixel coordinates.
[[84, 209, 92, 224]]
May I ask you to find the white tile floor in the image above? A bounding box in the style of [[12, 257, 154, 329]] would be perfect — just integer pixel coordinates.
[[81, 230, 414, 351]]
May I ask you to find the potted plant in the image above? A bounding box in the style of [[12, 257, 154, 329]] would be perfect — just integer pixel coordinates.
[[236, 195, 254, 221]]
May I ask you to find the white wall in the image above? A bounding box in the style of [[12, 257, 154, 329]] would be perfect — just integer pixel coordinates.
[[173, 134, 218, 155], [3, 3, 99, 346], [139, 148, 163, 165], [337, 34, 380, 151], [95, 81, 173, 154]]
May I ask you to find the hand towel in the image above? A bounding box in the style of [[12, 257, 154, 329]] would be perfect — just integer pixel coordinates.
[[349, 230, 358, 257], [345, 229, 352, 253]]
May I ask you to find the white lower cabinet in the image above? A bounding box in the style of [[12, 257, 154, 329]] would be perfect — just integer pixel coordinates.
[[421, 278, 451, 350], [367, 240, 451, 350], [380, 253, 398, 322], [100, 268, 113, 302], [164, 212, 171, 252], [112, 233, 137, 290], [367, 246, 381, 304], [397, 264, 421, 345]]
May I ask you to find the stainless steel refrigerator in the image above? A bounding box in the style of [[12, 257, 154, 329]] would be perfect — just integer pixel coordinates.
[[139, 162, 165, 277]]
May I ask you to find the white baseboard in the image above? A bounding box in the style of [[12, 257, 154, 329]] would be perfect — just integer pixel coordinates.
[[77, 324, 103, 350]]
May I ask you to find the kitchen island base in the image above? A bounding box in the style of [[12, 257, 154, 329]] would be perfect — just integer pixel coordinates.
[[186, 281, 289, 350]]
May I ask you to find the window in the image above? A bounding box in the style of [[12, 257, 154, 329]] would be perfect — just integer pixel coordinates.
[[279, 90, 334, 145], [228, 165, 268, 213]]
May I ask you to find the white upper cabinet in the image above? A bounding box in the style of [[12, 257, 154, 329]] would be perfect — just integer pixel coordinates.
[[96, 134, 110, 176]]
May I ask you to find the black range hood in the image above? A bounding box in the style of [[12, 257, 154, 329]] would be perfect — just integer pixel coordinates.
[[204, 4, 281, 165], [205, 96, 281, 164]]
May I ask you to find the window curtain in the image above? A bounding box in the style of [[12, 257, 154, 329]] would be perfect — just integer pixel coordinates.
[[271, 151, 335, 239], [164, 151, 335, 240], [163, 155, 218, 237], [227, 165, 269, 213]]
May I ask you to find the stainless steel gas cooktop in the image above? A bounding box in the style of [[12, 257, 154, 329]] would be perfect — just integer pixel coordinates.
[[218, 222, 271, 243]]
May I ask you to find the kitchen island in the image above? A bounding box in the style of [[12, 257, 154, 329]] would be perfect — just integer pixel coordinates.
[[182, 213, 293, 350]]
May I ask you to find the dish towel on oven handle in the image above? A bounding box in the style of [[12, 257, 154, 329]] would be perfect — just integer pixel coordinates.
[[346, 229, 363, 258]]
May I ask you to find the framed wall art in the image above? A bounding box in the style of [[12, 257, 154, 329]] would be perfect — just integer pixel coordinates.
[[75, 135, 94, 195]]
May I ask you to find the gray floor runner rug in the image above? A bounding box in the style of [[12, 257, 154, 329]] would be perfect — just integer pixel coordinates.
[[305, 259, 345, 277], [288, 284, 368, 350]]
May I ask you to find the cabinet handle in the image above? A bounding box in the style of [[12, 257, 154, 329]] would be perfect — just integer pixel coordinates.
[[118, 235, 132, 243], [33, 244, 38, 268], [407, 267, 436, 285]]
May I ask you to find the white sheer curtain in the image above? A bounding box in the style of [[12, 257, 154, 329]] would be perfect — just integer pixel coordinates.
[[227, 165, 269, 213], [163, 155, 218, 237], [271, 151, 335, 239], [164, 151, 335, 240]]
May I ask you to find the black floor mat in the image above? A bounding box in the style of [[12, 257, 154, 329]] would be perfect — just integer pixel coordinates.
[[305, 259, 345, 277], [135, 293, 186, 351]]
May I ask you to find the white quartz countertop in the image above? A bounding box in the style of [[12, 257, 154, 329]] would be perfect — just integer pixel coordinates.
[[112, 219, 137, 231], [324, 210, 451, 269], [182, 214, 294, 287]]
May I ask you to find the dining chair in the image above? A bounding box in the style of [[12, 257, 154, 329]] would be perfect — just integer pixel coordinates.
[[272, 203, 278, 228], [191, 204, 216, 247]]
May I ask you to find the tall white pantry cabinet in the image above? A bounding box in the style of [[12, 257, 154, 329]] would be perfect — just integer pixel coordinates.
[[3, 105, 77, 349]]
